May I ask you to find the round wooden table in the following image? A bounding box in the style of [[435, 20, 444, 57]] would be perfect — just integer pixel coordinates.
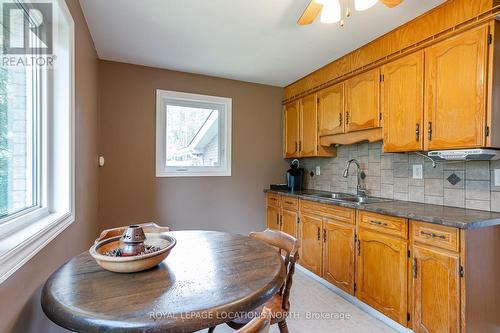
[[41, 231, 285, 333]]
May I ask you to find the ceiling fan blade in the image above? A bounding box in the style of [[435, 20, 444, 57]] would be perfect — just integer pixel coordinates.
[[298, 1, 323, 25], [380, 0, 403, 8]]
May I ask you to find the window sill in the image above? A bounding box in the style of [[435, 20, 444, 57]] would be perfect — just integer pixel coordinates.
[[156, 170, 232, 177], [0, 212, 75, 284]]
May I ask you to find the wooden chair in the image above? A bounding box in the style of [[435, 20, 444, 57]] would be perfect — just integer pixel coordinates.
[[226, 229, 300, 333]]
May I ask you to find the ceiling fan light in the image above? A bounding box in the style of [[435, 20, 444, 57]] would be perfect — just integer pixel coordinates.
[[354, 0, 378, 11], [320, 0, 341, 24]]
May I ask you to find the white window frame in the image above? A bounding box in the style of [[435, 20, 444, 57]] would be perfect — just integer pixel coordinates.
[[156, 89, 232, 177], [0, 0, 75, 284]]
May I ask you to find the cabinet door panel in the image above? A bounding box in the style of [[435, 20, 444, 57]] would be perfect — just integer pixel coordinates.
[[323, 220, 355, 295], [266, 206, 281, 231], [424, 25, 488, 150], [300, 214, 323, 275], [357, 228, 408, 325], [383, 51, 424, 152], [284, 102, 300, 158], [412, 245, 460, 333], [318, 84, 344, 136], [281, 209, 298, 238], [346, 68, 381, 132], [300, 95, 318, 157]]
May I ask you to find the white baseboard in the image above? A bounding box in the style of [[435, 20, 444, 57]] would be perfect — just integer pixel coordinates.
[[296, 264, 413, 333]]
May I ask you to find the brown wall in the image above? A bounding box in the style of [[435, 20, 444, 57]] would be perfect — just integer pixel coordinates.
[[0, 0, 100, 332], [0, 6, 284, 332], [99, 61, 286, 234]]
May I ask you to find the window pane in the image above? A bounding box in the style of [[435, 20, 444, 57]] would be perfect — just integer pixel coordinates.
[[165, 104, 220, 167], [0, 66, 36, 218]]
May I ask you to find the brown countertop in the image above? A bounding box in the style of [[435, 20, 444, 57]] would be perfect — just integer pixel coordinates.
[[264, 189, 500, 230]]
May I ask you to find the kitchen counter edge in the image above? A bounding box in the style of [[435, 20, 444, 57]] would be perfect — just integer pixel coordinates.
[[264, 189, 500, 230]]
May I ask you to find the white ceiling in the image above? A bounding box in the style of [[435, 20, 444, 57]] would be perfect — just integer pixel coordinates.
[[80, 0, 445, 87]]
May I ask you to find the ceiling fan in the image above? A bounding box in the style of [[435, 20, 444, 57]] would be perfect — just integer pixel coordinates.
[[298, 0, 403, 26]]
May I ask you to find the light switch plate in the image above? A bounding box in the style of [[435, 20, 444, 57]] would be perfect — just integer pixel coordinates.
[[413, 164, 423, 179], [315, 166, 321, 176], [495, 169, 500, 186]]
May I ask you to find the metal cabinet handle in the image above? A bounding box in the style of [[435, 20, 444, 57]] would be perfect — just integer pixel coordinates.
[[357, 239, 360, 256], [346, 112, 350, 125], [295, 141, 298, 153], [298, 141, 302, 152], [420, 231, 446, 239], [428, 122, 432, 140], [416, 123, 420, 141], [317, 227, 320, 241], [276, 214, 280, 226], [339, 112, 343, 126], [370, 220, 388, 227], [413, 257, 417, 278]]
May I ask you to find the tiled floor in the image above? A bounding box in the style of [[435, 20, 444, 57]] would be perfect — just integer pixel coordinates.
[[199, 269, 397, 333]]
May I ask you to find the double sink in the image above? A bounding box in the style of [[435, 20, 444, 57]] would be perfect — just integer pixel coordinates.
[[301, 191, 392, 205]]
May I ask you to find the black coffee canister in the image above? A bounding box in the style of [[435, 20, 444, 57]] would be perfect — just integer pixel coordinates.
[[286, 159, 304, 191]]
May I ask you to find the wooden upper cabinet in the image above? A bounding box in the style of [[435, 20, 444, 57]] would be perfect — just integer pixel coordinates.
[[283, 102, 300, 158], [266, 205, 281, 231], [357, 228, 408, 325], [300, 213, 323, 275], [318, 84, 344, 136], [382, 51, 424, 152], [346, 68, 381, 133], [412, 245, 460, 333], [322, 219, 355, 295], [281, 209, 298, 239], [300, 94, 318, 157], [424, 25, 489, 150]]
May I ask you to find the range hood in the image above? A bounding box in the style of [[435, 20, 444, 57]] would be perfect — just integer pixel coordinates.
[[427, 149, 500, 161]]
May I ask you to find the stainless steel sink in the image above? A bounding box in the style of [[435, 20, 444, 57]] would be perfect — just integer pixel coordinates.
[[303, 192, 392, 205], [304, 192, 356, 200], [346, 196, 392, 204]]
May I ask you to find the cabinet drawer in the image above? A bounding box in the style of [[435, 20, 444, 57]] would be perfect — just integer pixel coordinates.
[[266, 193, 281, 207], [299, 200, 355, 224], [411, 221, 459, 252], [358, 211, 408, 239], [282, 196, 299, 211]]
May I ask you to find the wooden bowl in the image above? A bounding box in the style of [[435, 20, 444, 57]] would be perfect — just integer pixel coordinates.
[[94, 223, 170, 244], [89, 234, 176, 273]]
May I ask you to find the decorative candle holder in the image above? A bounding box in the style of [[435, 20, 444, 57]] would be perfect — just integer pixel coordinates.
[[120, 225, 146, 256]]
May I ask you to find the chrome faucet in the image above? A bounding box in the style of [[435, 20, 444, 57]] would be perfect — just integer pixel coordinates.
[[342, 159, 367, 197]]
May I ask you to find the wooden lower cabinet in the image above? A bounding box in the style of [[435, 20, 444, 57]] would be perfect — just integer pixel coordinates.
[[323, 219, 355, 295], [300, 213, 323, 275], [265, 194, 299, 238], [281, 208, 299, 238], [266, 205, 281, 231], [357, 228, 408, 325], [265, 196, 500, 332], [411, 245, 460, 333]]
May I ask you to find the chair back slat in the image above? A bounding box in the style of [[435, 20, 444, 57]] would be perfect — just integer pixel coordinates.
[[249, 229, 300, 311], [235, 307, 272, 333], [249, 229, 298, 257]]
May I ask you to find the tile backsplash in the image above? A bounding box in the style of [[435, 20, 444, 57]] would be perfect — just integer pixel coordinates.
[[299, 141, 500, 212]]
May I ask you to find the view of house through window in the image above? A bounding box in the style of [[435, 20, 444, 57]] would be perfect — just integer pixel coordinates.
[[156, 90, 231, 177], [166, 105, 219, 167]]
